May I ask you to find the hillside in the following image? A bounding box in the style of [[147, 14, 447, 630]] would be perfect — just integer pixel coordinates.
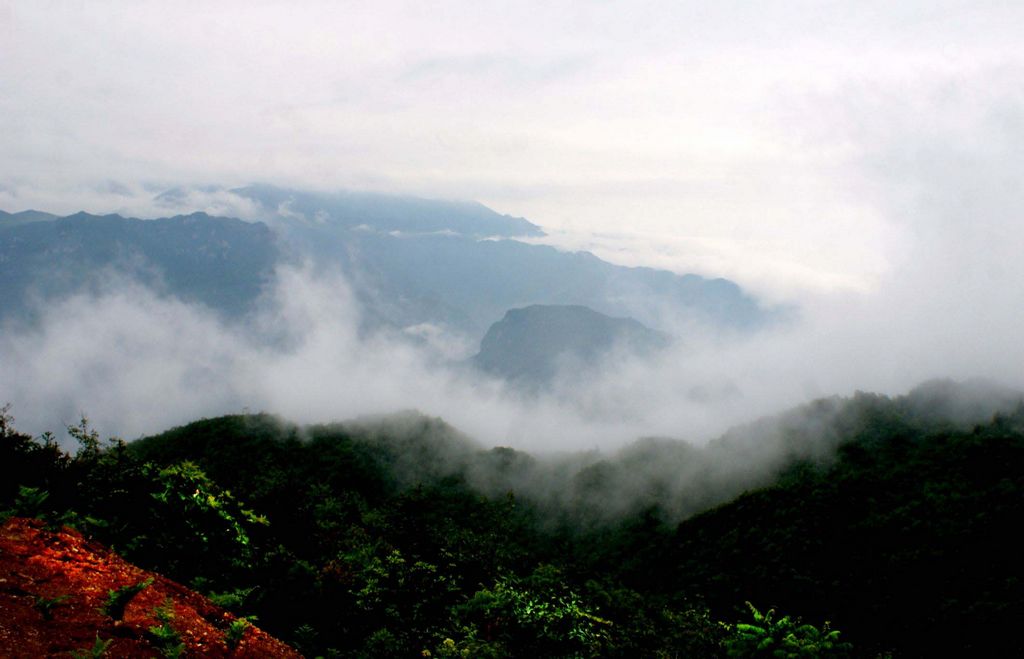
[[3, 380, 1022, 656], [0, 517, 299, 657]]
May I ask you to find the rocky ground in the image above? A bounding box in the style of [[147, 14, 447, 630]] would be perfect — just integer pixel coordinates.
[[0, 517, 302, 658]]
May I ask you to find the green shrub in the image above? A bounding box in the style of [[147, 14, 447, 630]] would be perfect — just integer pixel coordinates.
[[721, 602, 852, 658]]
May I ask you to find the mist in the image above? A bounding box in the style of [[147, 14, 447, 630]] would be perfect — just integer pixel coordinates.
[[3, 2, 1024, 458], [3, 165, 1024, 455]]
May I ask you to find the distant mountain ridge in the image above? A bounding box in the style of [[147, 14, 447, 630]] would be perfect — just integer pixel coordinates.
[[159, 183, 545, 239], [0, 209, 59, 227], [0, 211, 278, 319], [0, 186, 777, 340]]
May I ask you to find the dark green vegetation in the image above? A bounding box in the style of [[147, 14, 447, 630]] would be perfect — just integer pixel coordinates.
[[3, 380, 1024, 657]]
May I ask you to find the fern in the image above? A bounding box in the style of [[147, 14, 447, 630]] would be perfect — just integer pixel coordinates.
[[224, 618, 250, 650], [69, 633, 114, 658], [148, 599, 185, 658], [101, 578, 154, 621]]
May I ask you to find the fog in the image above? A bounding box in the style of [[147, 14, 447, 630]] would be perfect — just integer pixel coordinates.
[[2, 164, 1023, 453], [4, 112, 1024, 451], [3, 3, 1024, 453], [6, 2, 1024, 298]]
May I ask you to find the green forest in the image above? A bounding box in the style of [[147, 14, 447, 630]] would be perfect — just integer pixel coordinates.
[[3, 380, 1024, 658]]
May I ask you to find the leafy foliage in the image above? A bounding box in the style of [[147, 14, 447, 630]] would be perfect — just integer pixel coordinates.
[[147, 599, 185, 659], [721, 602, 851, 658], [4, 383, 1024, 656], [224, 618, 251, 650], [448, 565, 613, 658], [69, 633, 114, 659]]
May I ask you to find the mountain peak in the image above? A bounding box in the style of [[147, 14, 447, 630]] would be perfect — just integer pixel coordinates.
[[473, 304, 670, 388]]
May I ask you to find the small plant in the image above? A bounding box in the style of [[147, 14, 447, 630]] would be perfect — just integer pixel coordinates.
[[224, 618, 250, 651], [101, 578, 154, 621], [292, 623, 319, 655], [69, 633, 114, 658], [206, 585, 256, 611], [721, 601, 852, 658], [148, 599, 185, 658], [2, 484, 50, 521], [33, 593, 70, 620]]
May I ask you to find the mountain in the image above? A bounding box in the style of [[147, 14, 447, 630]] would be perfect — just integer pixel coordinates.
[[0, 186, 776, 339], [0, 211, 279, 320], [0, 209, 60, 227], [172, 185, 774, 335], [309, 227, 770, 337], [165, 183, 545, 239], [472, 304, 670, 388], [4, 379, 1024, 656]]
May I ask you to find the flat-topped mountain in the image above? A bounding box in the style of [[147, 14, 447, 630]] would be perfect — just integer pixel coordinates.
[[473, 304, 670, 388]]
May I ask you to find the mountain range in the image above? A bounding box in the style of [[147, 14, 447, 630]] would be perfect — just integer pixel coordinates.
[[1, 186, 779, 384]]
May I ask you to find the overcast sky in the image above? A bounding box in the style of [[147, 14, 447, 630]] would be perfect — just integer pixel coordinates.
[[2, 1, 1023, 299], [3, 1, 1024, 446]]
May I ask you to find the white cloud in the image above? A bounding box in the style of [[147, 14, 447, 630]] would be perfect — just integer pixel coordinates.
[[4, 2, 1024, 449], [4, 2, 1024, 294]]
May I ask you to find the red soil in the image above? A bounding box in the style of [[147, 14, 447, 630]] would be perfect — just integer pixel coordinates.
[[0, 517, 302, 658]]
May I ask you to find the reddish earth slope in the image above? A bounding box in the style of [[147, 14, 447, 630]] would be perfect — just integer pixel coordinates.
[[0, 517, 302, 657]]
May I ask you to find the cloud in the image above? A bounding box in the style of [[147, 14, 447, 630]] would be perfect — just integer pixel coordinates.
[[5, 2, 1024, 294], [4, 3, 1024, 453], [5, 64, 1024, 451]]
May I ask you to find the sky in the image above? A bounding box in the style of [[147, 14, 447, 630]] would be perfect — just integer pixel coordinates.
[[2, 2, 1024, 448], [3, 1, 1023, 300]]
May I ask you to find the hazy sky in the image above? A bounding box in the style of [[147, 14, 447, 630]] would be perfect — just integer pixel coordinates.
[[3, 2, 1024, 447], [3, 1, 1023, 299]]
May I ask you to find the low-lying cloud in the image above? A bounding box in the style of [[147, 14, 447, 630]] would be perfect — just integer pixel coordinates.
[[3, 46, 1024, 452]]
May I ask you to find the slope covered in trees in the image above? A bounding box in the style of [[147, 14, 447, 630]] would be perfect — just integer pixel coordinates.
[[2, 381, 1023, 657]]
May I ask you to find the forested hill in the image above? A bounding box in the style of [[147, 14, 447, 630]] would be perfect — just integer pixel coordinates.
[[3, 380, 1024, 657]]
